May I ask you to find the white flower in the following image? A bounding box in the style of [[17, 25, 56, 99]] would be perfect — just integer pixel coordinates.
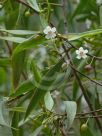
[[76, 47, 88, 59], [86, 19, 91, 29], [0, 4, 2, 9], [76, 0, 80, 3], [96, 0, 102, 4], [43, 26, 56, 39]]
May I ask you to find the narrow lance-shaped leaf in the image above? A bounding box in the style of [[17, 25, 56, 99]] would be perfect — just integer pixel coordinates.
[[12, 36, 47, 58], [12, 51, 26, 89], [30, 126, 43, 136], [0, 29, 40, 35], [0, 58, 10, 67], [31, 60, 41, 83], [10, 80, 35, 98], [25, 59, 63, 119], [0, 99, 13, 136], [0, 36, 26, 43], [27, 0, 40, 12], [61, 29, 102, 41]]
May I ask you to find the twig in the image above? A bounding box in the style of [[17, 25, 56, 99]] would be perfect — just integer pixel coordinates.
[[62, 44, 102, 133], [59, 121, 67, 136], [77, 108, 102, 116], [40, 2, 63, 7], [67, 39, 102, 60], [58, 34, 102, 60], [76, 115, 102, 119], [70, 64, 102, 87], [62, 0, 68, 34]]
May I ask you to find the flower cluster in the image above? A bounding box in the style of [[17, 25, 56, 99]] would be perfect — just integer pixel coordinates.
[[43, 26, 56, 39], [43, 26, 88, 60]]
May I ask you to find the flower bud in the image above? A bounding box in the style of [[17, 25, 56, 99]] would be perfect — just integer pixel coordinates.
[[80, 123, 88, 131], [25, 11, 30, 17], [84, 64, 92, 71]]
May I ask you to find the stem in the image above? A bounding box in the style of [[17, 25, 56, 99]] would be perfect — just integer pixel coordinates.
[[77, 108, 102, 116], [62, 0, 68, 34], [62, 44, 102, 133], [76, 115, 102, 119], [58, 35, 102, 60]]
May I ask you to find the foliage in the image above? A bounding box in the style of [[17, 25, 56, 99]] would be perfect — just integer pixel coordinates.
[[0, 0, 102, 136]]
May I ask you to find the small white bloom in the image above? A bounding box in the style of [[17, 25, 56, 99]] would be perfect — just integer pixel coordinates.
[[96, 0, 102, 4], [76, 47, 88, 59], [0, 4, 2, 9], [76, 0, 80, 3], [86, 19, 91, 29], [43, 26, 56, 39]]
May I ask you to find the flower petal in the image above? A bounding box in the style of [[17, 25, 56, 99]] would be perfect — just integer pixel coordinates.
[[52, 27, 56, 33], [43, 26, 51, 34], [79, 47, 84, 51], [51, 33, 56, 38], [76, 55, 81, 59], [82, 54, 87, 59], [84, 49, 88, 53], [76, 50, 80, 54], [45, 34, 51, 39]]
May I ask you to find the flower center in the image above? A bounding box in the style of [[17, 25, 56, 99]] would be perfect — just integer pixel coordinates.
[[48, 31, 53, 35], [80, 51, 84, 56]]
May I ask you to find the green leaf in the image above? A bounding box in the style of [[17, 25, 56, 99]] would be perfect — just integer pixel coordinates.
[[30, 126, 43, 136], [11, 112, 19, 136], [62, 29, 102, 41], [12, 36, 46, 58], [31, 60, 41, 83], [0, 68, 6, 85], [64, 101, 77, 129], [12, 51, 26, 89], [10, 80, 35, 98], [0, 29, 40, 35], [27, 0, 40, 12], [99, 6, 102, 26], [71, 0, 97, 20], [0, 99, 9, 126], [44, 91, 54, 111], [0, 126, 13, 136], [0, 58, 10, 67], [0, 36, 26, 43], [25, 59, 63, 119], [80, 127, 95, 136], [9, 107, 26, 113]]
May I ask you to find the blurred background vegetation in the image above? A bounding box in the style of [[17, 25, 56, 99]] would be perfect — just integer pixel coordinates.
[[0, 0, 102, 136]]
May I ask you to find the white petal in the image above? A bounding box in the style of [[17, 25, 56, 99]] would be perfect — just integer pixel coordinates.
[[43, 26, 51, 34], [84, 49, 88, 53], [79, 47, 84, 51], [43, 29, 48, 34], [82, 54, 87, 59], [76, 55, 81, 59], [45, 34, 51, 39], [52, 27, 56, 33], [76, 50, 80, 54], [51, 33, 56, 38]]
